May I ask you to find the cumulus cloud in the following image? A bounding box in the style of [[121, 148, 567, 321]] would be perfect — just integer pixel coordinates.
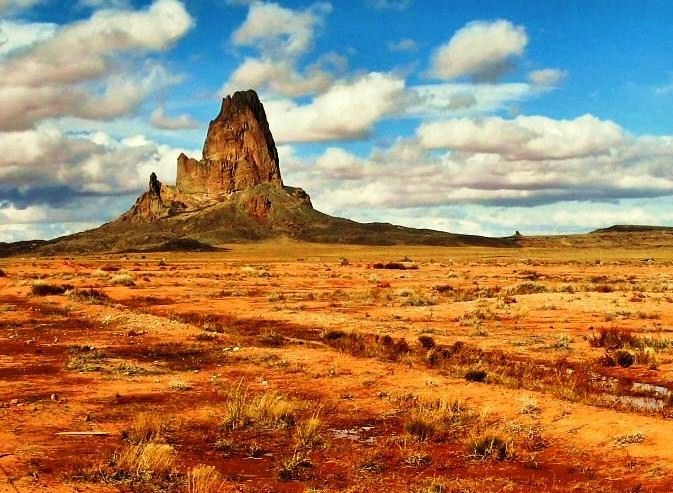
[[264, 72, 406, 142], [150, 107, 199, 130], [429, 20, 527, 81], [224, 57, 333, 98], [280, 112, 673, 216], [528, 68, 568, 87], [0, 0, 41, 13], [232, 1, 331, 58], [417, 114, 626, 160], [222, 1, 338, 98], [0, 126, 198, 197], [410, 82, 538, 117], [0, 20, 57, 56], [0, 0, 193, 131]]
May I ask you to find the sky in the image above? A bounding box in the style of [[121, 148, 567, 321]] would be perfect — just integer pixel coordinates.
[[1, 0, 673, 241]]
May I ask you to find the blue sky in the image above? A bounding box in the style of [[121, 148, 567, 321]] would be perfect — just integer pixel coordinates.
[[1, 0, 673, 241]]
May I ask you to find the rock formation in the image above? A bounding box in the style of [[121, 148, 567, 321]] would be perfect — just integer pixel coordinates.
[[123, 89, 290, 224], [16, 89, 518, 255], [176, 90, 282, 195]]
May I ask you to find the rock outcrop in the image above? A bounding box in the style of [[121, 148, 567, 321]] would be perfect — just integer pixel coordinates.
[[176, 90, 282, 195], [17, 89, 519, 255]]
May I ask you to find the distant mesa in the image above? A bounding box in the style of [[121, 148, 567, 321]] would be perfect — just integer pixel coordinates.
[[3, 89, 519, 256]]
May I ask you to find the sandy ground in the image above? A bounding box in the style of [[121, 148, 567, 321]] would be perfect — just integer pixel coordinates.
[[1, 242, 673, 492]]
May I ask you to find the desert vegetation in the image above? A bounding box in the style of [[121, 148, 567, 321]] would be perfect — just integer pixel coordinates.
[[2, 244, 673, 492]]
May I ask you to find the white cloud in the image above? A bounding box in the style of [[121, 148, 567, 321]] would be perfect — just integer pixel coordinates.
[[0, 125, 199, 194], [223, 1, 338, 98], [387, 38, 418, 52], [417, 114, 626, 160], [223, 57, 333, 98], [150, 106, 199, 130], [429, 19, 527, 81], [232, 1, 332, 58], [410, 82, 538, 117], [0, 0, 42, 13], [0, 0, 193, 130], [0, 20, 57, 56], [264, 72, 406, 142], [280, 112, 673, 216], [527, 68, 567, 87]]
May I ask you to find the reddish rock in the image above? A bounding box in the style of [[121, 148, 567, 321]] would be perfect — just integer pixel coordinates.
[[176, 90, 282, 195]]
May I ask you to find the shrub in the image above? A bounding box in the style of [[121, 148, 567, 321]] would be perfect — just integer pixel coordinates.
[[588, 328, 636, 349], [122, 413, 165, 444], [506, 282, 546, 295], [31, 282, 73, 296], [114, 442, 175, 477], [465, 369, 487, 382], [469, 434, 512, 460], [404, 417, 435, 442], [278, 453, 312, 481], [187, 464, 223, 493], [69, 288, 110, 303], [65, 347, 107, 372], [222, 382, 296, 430], [110, 274, 135, 287], [418, 335, 436, 350], [372, 262, 418, 270], [294, 415, 321, 450], [615, 349, 635, 368], [258, 331, 287, 347], [322, 329, 346, 341]]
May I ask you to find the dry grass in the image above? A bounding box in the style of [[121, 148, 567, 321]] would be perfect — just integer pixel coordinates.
[[123, 412, 165, 444], [222, 381, 296, 430], [294, 415, 321, 450], [114, 442, 175, 477], [187, 464, 224, 493]]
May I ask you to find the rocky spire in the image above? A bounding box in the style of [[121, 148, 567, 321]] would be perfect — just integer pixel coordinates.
[[176, 89, 283, 195]]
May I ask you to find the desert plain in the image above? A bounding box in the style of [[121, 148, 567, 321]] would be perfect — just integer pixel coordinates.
[[2, 241, 673, 492]]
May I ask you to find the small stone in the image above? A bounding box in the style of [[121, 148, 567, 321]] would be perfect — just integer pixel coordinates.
[[10, 399, 19, 405], [50, 393, 58, 401]]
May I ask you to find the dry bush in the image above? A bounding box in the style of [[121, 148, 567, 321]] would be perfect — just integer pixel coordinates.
[[506, 282, 547, 295], [31, 281, 73, 296], [294, 415, 321, 450], [372, 262, 418, 270], [418, 335, 435, 349], [404, 416, 435, 442], [123, 413, 165, 444], [187, 464, 223, 493], [588, 328, 636, 349], [69, 288, 110, 303], [110, 274, 135, 287], [258, 331, 288, 347], [222, 381, 296, 430], [65, 347, 107, 372], [469, 433, 513, 460], [114, 442, 175, 477]]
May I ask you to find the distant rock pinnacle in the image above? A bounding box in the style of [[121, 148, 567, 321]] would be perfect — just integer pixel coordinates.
[[176, 89, 282, 195]]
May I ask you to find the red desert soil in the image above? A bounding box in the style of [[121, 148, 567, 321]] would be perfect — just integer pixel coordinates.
[[1, 242, 673, 492]]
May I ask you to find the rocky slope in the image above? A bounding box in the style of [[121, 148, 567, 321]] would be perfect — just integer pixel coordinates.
[[8, 90, 518, 255]]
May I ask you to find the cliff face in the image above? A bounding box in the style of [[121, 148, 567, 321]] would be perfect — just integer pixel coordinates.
[[176, 90, 282, 195]]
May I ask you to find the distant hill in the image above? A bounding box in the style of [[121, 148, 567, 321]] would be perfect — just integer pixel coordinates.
[[1, 90, 517, 257], [591, 224, 673, 234]]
